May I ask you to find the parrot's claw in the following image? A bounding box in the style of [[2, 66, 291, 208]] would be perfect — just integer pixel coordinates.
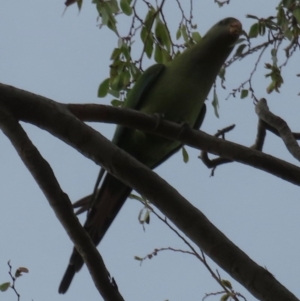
[[178, 121, 192, 137], [153, 113, 165, 130]]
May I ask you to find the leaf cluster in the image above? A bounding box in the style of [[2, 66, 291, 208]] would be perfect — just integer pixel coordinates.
[[226, 0, 300, 99], [94, 0, 201, 105]]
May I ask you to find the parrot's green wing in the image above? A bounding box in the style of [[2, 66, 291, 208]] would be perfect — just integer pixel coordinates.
[[112, 63, 165, 145], [59, 17, 242, 294], [125, 64, 166, 110]]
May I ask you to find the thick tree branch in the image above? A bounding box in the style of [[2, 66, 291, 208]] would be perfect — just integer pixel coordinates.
[[0, 105, 124, 301], [65, 103, 300, 186], [0, 83, 299, 301]]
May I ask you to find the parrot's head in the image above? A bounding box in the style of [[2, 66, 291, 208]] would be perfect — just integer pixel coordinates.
[[203, 17, 242, 49]]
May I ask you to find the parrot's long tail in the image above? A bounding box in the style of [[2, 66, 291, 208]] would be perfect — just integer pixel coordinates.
[[58, 173, 132, 294]]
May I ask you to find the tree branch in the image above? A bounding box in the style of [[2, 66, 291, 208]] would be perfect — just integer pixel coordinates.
[[65, 102, 300, 186], [0, 83, 299, 301], [0, 104, 125, 301], [256, 98, 300, 161]]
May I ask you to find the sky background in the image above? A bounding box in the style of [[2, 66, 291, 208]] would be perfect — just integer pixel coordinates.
[[1, 1, 300, 301]]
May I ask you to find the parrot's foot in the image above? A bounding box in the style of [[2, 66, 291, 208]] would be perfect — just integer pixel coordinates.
[[153, 113, 165, 130], [177, 122, 192, 139]]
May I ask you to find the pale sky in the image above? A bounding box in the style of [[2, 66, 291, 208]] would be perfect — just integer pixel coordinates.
[[1, 1, 300, 301]]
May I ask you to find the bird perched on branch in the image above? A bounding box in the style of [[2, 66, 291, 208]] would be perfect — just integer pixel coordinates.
[[59, 17, 242, 293]]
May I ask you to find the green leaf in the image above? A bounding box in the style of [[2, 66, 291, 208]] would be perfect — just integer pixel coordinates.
[[220, 293, 230, 301], [282, 0, 293, 9], [283, 28, 293, 40], [240, 89, 248, 99], [221, 279, 232, 289], [129, 63, 142, 81], [134, 256, 143, 261], [265, 18, 278, 30], [154, 44, 163, 63], [111, 99, 123, 106], [120, 0, 132, 16], [271, 48, 278, 66], [293, 7, 300, 24], [120, 44, 131, 61], [248, 23, 259, 38], [117, 69, 130, 90], [98, 78, 110, 97], [144, 210, 150, 224], [99, 2, 118, 34], [176, 27, 181, 40], [212, 89, 219, 118], [266, 81, 276, 94], [264, 63, 283, 93], [107, 18, 118, 34], [141, 209, 150, 224], [234, 44, 246, 56], [111, 74, 122, 91], [277, 7, 287, 28], [160, 47, 172, 63], [155, 19, 171, 52], [180, 25, 189, 42], [191, 31, 201, 43], [182, 146, 189, 163], [258, 22, 266, 36], [110, 48, 122, 60], [154, 45, 171, 64], [129, 193, 146, 202], [140, 26, 147, 43], [264, 63, 272, 70], [218, 67, 226, 81], [144, 35, 154, 58], [99, 5, 109, 25], [106, 0, 119, 14], [111, 71, 129, 91], [141, 7, 156, 39], [0, 282, 10, 292], [110, 62, 118, 79], [108, 89, 120, 98], [140, 9, 156, 59], [246, 14, 259, 20]]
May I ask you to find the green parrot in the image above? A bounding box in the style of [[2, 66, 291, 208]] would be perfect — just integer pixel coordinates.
[[59, 17, 242, 293]]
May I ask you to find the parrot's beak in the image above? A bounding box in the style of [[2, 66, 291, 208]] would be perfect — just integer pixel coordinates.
[[230, 19, 243, 37]]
